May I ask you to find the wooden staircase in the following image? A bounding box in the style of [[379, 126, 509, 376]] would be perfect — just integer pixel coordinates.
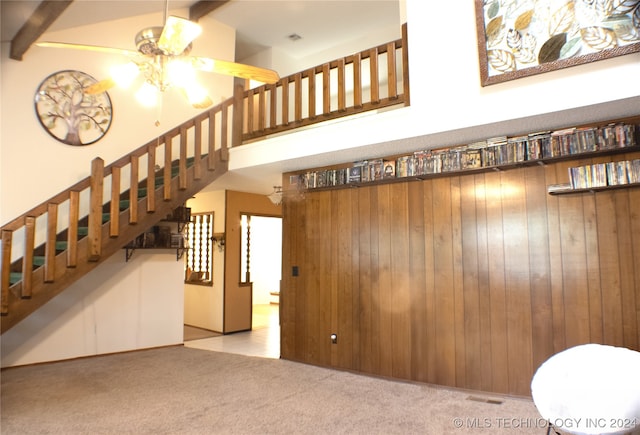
[[1, 102, 231, 334], [1, 27, 410, 334]]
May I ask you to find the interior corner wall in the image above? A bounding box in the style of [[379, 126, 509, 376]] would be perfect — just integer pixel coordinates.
[[184, 190, 226, 333]]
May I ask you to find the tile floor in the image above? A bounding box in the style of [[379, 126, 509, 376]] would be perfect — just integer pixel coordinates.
[[184, 304, 280, 359]]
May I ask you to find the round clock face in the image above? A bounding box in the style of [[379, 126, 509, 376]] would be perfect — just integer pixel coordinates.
[[34, 70, 113, 146]]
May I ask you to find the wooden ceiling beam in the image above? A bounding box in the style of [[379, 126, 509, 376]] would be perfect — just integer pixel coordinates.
[[189, 0, 231, 22], [10, 0, 74, 61]]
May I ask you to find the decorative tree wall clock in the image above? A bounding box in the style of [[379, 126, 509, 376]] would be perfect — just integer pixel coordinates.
[[34, 70, 113, 145], [475, 0, 640, 86]]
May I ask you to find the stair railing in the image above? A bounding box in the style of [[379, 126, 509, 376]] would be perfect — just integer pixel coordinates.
[[1, 96, 235, 327], [1, 28, 410, 330]]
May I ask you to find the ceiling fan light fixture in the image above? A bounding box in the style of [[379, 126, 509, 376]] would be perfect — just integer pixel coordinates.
[[136, 82, 160, 107], [183, 83, 212, 108], [158, 16, 202, 55], [110, 62, 140, 88]]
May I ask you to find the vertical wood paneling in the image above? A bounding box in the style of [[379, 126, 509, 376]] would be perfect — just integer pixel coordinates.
[[376, 185, 393, 377], [357, 187, 373, 374], [525, 166, 554, 373], [431, 177, 456, 386], [408, 182, 428, 382], [368, 187, 381, 374], [450, 177, 466, 389], [484, 170, 509, 393], [628, 185, 640, 350], [460, 175, 481, 390], [502, 169, 533, 394], [281, 150, 640, 396], [422, 181, 437, 384], [613, 188, 637, 348], [389, 183, 411, 379], [546, 163, 566, 353], [558, 159, 591, 348], [473, 173, 492, 392]]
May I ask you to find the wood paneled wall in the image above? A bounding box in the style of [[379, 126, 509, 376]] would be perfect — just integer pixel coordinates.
[[280, 151, 640, 396]]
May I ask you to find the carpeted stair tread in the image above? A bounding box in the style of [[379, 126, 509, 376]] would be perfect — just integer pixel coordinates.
[[33, 256, 45, 267], [9, 272, 22, 285]]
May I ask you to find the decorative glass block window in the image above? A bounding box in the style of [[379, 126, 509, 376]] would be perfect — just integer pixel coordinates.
[[184, 212, 213, 285]]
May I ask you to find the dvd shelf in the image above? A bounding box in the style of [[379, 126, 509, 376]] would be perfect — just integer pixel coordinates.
[[289, 119, 639, 192], [124, 206, 191, 262], [547, 158, 640, 195]]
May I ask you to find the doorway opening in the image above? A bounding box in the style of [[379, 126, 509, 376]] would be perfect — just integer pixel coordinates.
[[240, 214, 282, 331]]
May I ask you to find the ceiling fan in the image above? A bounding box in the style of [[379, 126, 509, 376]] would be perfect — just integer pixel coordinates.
[[36, 2, 279, 109]]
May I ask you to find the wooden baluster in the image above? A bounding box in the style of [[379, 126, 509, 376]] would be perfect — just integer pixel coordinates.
[[204, 215, 211, 280], [88, 157, 104, 262], [129, 155, 139, 224], [322, 63, 330, 115], [308, 70, 317, 120], [22, 216, 35, 297], [110, 166, 120, 237], [246, 89, 255, 135], [294, 73, 302, 122], [269, 83, 277, 129], [67, 192, 79, 267], [1, 230, 11, 314], [386, 42, 398, 100], [179, 126, 188, 190], [402, 23, 410, 106], [164, 135, 172, 201], [194, 121, 202, 180], [258, 87, 266, 132], [281, 77, 289, 126], [208, 109, 216, 171], [353, 53, 363, 108], [147, 142, 156, 213], [370, 47, 380, 104], [337, 58, 346, 112], [221, 103, 229, 161], [45, 203, 58, 281], [229, 89, 240, 159]]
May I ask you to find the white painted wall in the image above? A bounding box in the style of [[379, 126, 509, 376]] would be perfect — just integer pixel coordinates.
[[249, 216, 282, 305], [1, 253, 184, 367], [184, 190, 226, 332]]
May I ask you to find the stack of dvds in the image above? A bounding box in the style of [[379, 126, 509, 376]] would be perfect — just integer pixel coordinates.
[[296, 121, 638, 191]]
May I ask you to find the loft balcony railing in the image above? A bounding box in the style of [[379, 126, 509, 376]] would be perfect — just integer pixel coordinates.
[[239, 24, 409, 142], [0, 25, 410, 333]]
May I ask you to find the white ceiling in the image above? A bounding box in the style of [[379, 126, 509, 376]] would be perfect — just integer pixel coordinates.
[[1, 0, 401, 195], [1, 0, 400, 61]]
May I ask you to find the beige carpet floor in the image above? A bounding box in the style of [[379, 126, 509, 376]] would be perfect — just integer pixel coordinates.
[[1, 346, 545, 434]]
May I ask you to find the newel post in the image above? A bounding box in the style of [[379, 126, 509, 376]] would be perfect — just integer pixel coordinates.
[[88, 157, 104, 262], [231, 80, 245, 154]]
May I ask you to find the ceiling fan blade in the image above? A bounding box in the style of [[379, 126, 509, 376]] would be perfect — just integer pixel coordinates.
[[36, 41, 138, 57], [85, 78, 116, 95], [191, 57, 280, 84], [158, 16, 202, 55]]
